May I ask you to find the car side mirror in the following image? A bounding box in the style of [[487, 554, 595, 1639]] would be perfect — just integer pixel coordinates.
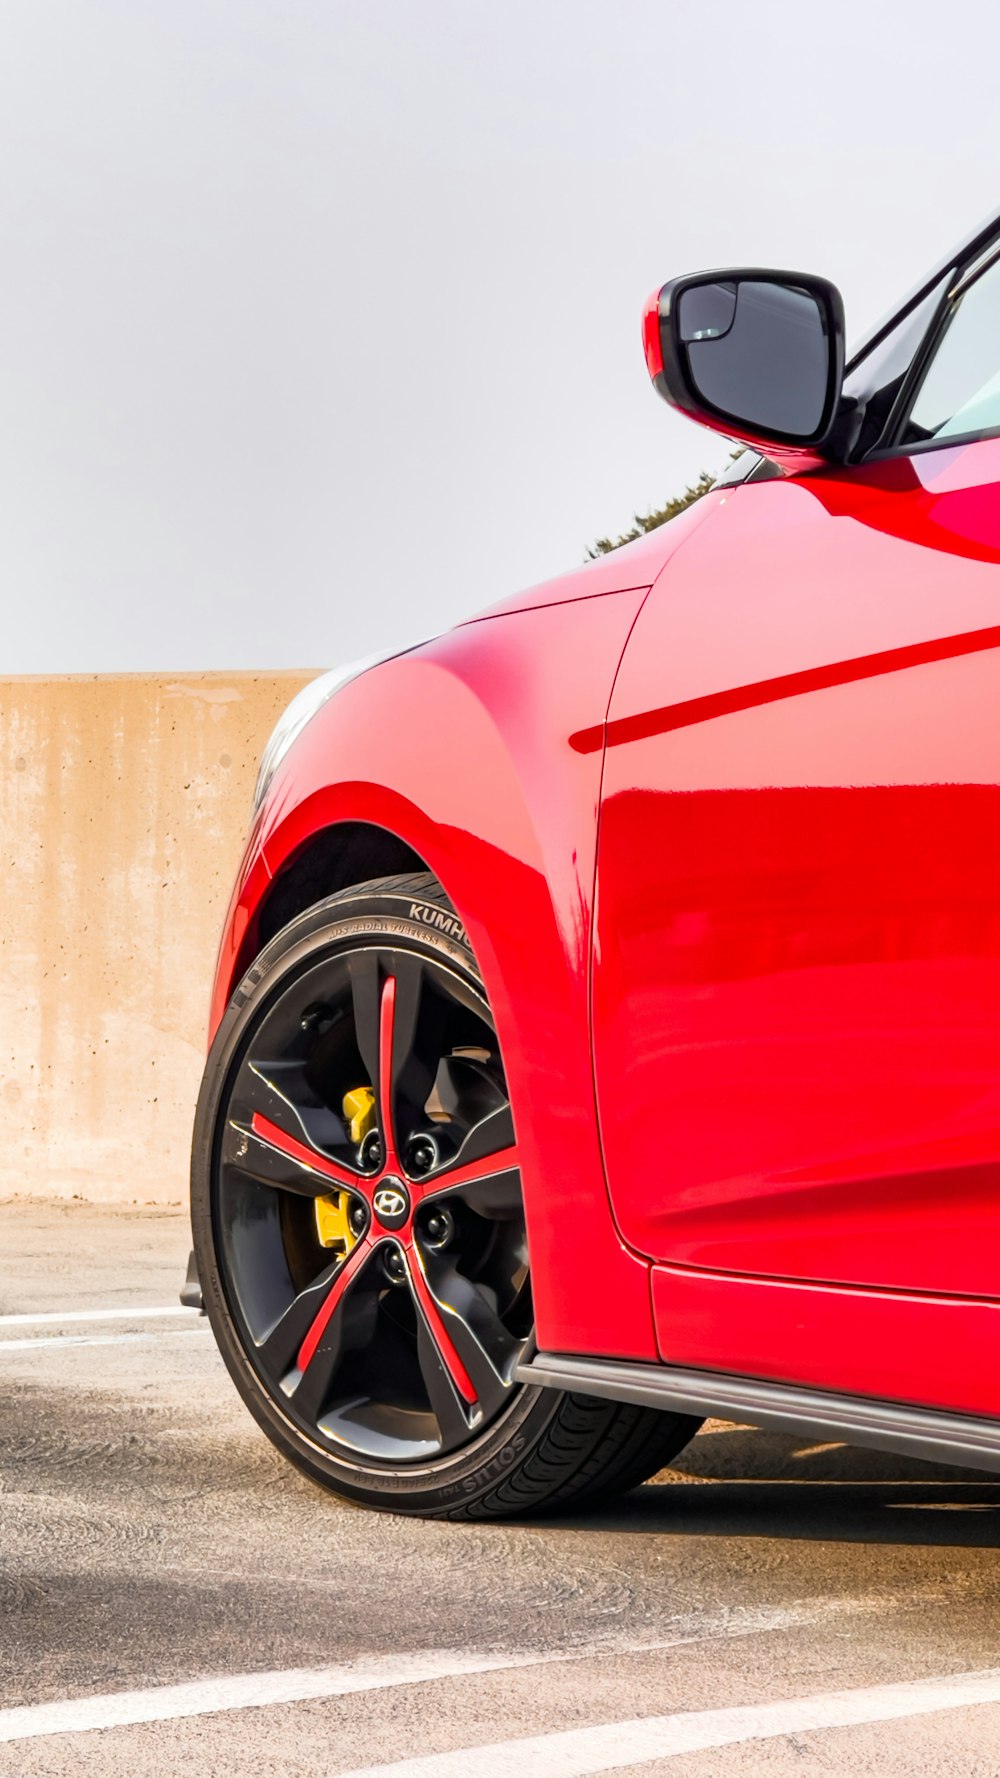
[[642, 269, 846, 465]]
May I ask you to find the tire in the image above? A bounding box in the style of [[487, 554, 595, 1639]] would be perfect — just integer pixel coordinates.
[[191, 871, 701, 1518]]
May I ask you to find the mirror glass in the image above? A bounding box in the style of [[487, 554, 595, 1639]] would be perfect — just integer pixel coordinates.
[[677, 278, 830, 438]]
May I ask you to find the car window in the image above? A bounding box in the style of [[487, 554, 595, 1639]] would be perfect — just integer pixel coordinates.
[[902, 255, 1000, 446]]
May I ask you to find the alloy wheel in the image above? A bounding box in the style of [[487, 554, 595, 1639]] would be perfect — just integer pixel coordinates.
[[213, 941, 530, 1464]]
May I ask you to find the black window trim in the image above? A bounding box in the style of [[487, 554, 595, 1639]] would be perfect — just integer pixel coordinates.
[[951, 235, 1000, 300], [852, 219, 1000, 466], [840, 271, 953, 463]]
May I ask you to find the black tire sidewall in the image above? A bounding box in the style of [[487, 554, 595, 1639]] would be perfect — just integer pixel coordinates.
[[191, 876, 567, 1515]]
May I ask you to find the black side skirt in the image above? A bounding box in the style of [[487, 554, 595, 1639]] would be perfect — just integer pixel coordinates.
[[517, 1352, 1000, 1476]]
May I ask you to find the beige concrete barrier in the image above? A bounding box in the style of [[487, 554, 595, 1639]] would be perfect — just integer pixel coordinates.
[[0, 671, 316, 1204]]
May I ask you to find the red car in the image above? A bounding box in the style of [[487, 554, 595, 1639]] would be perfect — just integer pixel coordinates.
[[191, 210, 1000, 1517]]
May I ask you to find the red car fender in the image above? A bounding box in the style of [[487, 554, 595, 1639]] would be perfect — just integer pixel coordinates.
[[209, 585, 673, 1359]]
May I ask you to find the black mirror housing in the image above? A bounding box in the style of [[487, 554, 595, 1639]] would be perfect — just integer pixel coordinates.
[[643, 268, 846, 468]]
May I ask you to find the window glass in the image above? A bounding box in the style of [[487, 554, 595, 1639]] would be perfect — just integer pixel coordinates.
[[903, 256, 1000, 445]]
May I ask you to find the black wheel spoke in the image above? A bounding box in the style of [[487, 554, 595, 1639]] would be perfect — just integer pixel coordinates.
[[368, 953, 427, 1167], [447, 1105, 515, 1171], [414, 1317, 477, 1447], [234, 1058, 349, 1156], [415, 1251, 521, 1421], [348, 951, 383, 1091], [256, 1261, 341, 1377], [220, 1109, 359, 1198], [291, 1327, 344, 1424], [290, 1240, 376, 1422], [459, 1165, 522, 1218]]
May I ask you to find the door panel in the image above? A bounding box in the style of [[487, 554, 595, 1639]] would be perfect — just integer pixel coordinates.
[[593, 441, 1000, 1303], [651, 1266, 1000, 1418]]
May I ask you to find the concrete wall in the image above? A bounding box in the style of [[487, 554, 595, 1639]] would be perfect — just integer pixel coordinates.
[[0, 672, 316, 1204]]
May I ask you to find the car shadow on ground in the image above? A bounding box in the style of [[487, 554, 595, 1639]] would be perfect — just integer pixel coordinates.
[[528, 1422, 1000, 1547]]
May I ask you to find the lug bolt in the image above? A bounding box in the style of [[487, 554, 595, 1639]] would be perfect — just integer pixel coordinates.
[[382, 1247, 407, 1285], [424, 1207, 455, 1250], [360, 1131, 383, 1172], [349, 1202, 368, 1235], [408, 1134, 438, 1176]]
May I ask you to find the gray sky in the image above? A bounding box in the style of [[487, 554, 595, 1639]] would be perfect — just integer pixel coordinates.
[[2, 0, 999, 672]]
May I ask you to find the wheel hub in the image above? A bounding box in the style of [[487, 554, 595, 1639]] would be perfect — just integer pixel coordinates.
[[372, 1177, 411, 1230]]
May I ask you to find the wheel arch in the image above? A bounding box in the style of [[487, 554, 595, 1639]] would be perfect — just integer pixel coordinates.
[[252, 820, 427, 962], [208, 609, 659, 1361]]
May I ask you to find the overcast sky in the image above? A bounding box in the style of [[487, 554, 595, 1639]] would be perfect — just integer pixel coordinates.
[[2, 0, 999, 672]]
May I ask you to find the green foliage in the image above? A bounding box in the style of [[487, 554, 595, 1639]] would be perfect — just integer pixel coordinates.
[[586, 469, 718, 559]]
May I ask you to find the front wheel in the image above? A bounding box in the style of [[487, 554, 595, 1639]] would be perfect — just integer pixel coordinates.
[[191, 872, 701, 1518]]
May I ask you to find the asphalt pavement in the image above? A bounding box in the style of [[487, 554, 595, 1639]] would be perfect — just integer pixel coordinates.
[[3, 1198, 1000, 1776]]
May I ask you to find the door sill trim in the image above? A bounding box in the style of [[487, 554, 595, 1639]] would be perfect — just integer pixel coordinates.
[[517, 1352, 1000, 1475]]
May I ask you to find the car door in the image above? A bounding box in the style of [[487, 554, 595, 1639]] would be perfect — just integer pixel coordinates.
[[593, 247, 1000, 1408]]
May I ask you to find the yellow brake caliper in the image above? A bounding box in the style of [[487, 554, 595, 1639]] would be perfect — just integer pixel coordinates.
[[314, 1087, 377, 1256]]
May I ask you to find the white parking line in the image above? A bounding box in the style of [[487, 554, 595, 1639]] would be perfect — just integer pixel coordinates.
[[0, 1650, 616, 1745], [0, 1330, 210, 1352], [334, 1666, 1000, 1777], [0, 1614, 838, 1746], [0, 1305, 191, 1326]]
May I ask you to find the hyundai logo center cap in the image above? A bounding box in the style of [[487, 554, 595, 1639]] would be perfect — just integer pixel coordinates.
[[373, 1179, 410, 1229]]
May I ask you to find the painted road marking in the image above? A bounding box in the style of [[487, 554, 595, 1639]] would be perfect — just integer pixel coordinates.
[[0, 1330, 210, 1353], [0, 1651, 625, 1745], [0, 1613, 840, 1746], [0, 1305, 191, 1326], [335, 1666, 1000, 1777]]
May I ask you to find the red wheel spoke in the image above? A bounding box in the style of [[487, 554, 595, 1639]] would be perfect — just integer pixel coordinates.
[[247, 1112, 363, 1194], [377, 975, 401, 1169], [418, 1129, 521, 1219], [297, 1237, 374, 1372], [374, 958, 426, 1174], [422, 1143, 520, 1199], [404, 1250, 479, 1406]]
